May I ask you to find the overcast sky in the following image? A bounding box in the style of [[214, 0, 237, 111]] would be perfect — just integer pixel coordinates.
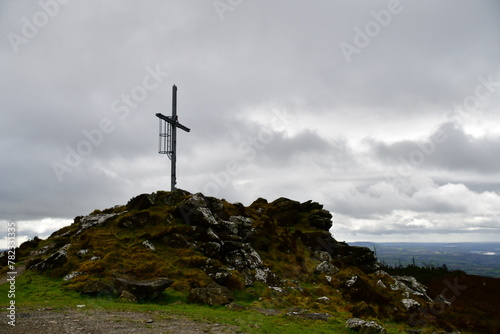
[[1, 0, 500, 248]]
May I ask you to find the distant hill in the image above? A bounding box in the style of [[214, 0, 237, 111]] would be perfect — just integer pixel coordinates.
[[351, 242, 500, 278]]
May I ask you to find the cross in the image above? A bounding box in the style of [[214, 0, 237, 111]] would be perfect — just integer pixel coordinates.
[[156, 85, 191, 191]]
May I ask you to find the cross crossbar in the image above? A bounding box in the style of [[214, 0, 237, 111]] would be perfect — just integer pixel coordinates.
[[155, 113, 191, 132]]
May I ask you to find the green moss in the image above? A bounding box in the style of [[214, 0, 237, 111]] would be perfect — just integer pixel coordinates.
[[225, 272, 247, 292]]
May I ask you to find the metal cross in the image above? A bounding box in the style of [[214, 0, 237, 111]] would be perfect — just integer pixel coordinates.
[[156, 85, 191, 191]]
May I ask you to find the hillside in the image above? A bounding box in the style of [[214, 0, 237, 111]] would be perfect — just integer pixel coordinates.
[[1, 190, 498, 333]]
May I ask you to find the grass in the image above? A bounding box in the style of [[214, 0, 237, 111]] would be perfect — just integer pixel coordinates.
[[0, 270, 417, 333]]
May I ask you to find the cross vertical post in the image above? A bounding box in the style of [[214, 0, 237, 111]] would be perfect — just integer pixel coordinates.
[[156, 85, 191, 191], [171, 85, 177, 192]]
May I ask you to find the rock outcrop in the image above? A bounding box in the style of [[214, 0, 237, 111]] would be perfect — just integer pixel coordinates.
[[81, 280, 115, 298], [346, 317, 387, 333], [112, 277, 173, 301], [29, 244, 70, 271], [24, 190, 385, 299], [188, 282, 233, 306], [12, 189, 459, 332]]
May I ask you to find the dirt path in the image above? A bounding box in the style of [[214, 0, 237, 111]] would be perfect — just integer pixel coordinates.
[[0, 308, 239, 334]]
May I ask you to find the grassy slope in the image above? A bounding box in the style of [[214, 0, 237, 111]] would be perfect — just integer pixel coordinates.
[[0, 269, 383, 333]]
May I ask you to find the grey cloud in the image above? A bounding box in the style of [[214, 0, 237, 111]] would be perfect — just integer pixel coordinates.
[[430, 124, 500, 173], [372, 123, 500, 173], [1, 1, 500, 243], [258, 130, 352, 167]]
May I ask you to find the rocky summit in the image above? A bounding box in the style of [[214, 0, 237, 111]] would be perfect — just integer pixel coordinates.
[[5, 190, 480, 332]]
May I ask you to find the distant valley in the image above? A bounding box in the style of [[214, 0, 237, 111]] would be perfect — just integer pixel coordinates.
[[351, 242, 500, 278]]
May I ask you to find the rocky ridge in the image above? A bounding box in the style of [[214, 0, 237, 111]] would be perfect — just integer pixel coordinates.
[[3, 190, 461, 332]]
